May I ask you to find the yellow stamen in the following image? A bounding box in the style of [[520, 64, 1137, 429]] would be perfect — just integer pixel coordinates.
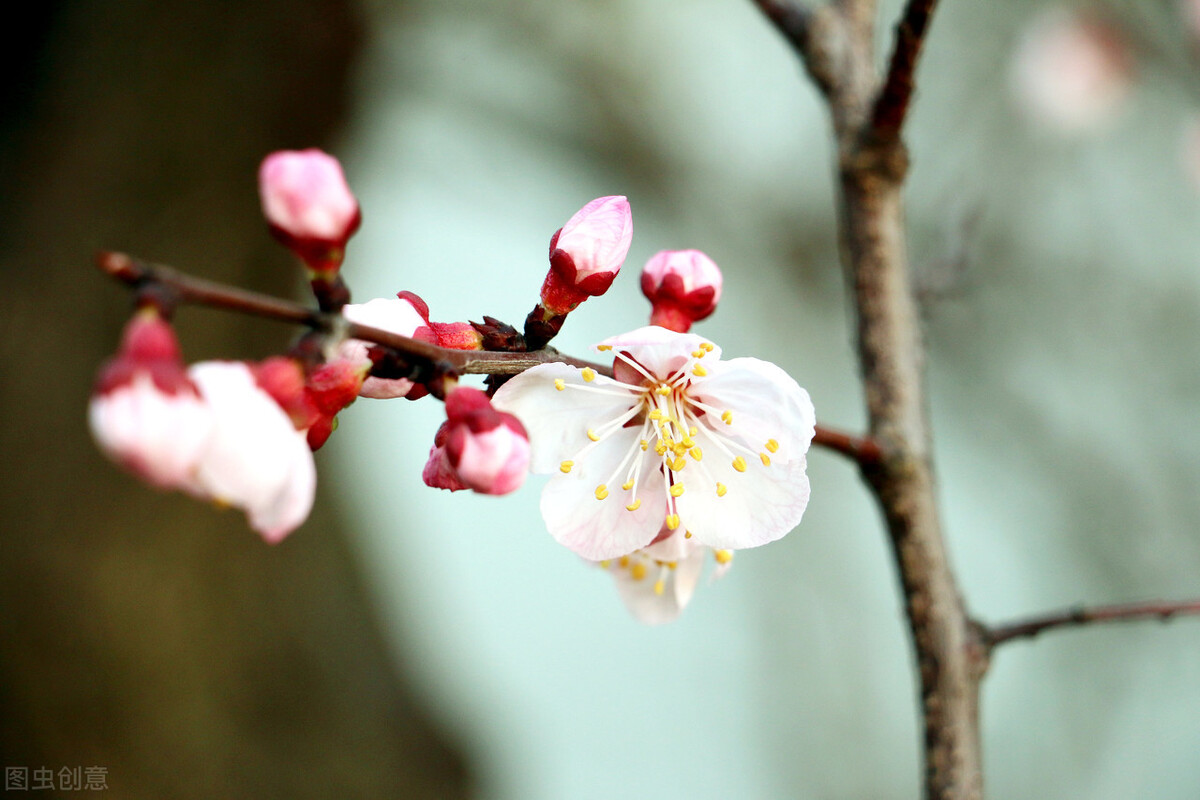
[[618, 555, 630, 568], [732, 456, 747, 473], [597, 344, 613, 351], [669, 483, 685, 498], [682, 438, 695, 448], [594, 485, 609, 500], [625, 499, 642, 511], [655, 443, 668, 456], [671, 457, 686, 472], [666, 561, 677, 569], [622, 479, 635, 491], [692, 364, 707, 377], [587, 429, 601, 442], [689, 426, 698, 436], [554, 378, 566, 391], [630, 561, 647, 581], [581, 367, 596, 382], [649, 409, 665, 421], [640, 439, 649, 451], [701, 342, 714, 352], [766, 439, 780, 453], [721, 410, 733, 425], [599, 560, 611, 569], [691, 349, 705, 358], [684, 531, 693, 539], [655, 385, 671, 396], [653, 579, 666, 596], [714, 549, 733, 565], [560, 460, 574, 473], [689, 446, 703, 460], [716, 482, 727, 497], [760, 453, 771, 467], [665, 514, 681, 530]]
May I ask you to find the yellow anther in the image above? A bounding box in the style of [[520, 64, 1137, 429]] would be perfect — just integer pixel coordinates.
[[691, 349, 705, 358], [560, 460, 574, 473], [594, 485, 609, 500], [653, 579, 666, 596], [714, 549, 733, 565], [760, 453, 771, 467], [618, 555, 630, 568], [649, 409, 665, 421], [665, 514, 681, 531], [672, 443, 688, 456], [684, 531, 693, 539], [721, 410, 733, 425], [640, 439, 649, 451], [766, 439, 780, 453], [689, 426, 698, 436], [622, 479, 635, 491], [732, 456, 747, 473], [597, 344, 613, 351], [655, 385, 671, 396], [689, 446, 703, 460], [599, 560, 611, 569], [701, 342, 714, 352], [587, 429, 601, 442], [669, 483, 685, 497], [655, 443, 668, 456], [666, 561, 677, 569], [716, 482, 727, 497], [581, 367, 596, 382], [625, 499, 642, 511], [692, 364, 707, 377], [671, 457, 687, 472], [554, 378, 566, 391], [630, 561, 648, 581], [682, 438, 695, 448]]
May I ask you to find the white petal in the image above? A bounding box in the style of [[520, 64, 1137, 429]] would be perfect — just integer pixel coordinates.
[[597, 325, 719, 379], [691, 357, 815, 461], [491, 362, 638, 475], [246, 431, 317, 543], [89, 374, 213, 488], [675, 425, 811, 550], [538, 429, 665, 561]]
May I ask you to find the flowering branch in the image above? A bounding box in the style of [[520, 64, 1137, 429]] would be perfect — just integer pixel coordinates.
[[985, 599, 1200, 649]]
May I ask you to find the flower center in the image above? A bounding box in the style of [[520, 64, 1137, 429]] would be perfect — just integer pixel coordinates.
[[554, 342, 783, 535]]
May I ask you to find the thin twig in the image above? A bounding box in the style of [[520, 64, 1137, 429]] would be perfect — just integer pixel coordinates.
[[986, 599, 1200, 649], [871, 0, 941, 137], [812, 425, 881, 465]]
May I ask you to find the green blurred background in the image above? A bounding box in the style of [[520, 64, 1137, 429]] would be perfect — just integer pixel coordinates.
[[4, 1, 1200, 798]]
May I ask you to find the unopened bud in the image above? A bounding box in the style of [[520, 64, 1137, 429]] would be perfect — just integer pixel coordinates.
[[423, 387, 530, 496], [641, 249, 723, 332], [538, 196, 632, 315], [259, 149, 361, 273], [339, 293, 438, 399]]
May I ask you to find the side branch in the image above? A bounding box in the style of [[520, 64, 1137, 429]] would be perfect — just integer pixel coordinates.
[[871, 0, 940, 137], [986, 599, 1200, 649]]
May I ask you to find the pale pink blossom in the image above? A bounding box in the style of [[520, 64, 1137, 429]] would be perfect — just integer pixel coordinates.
[[600, 528, 733, 624], [539, 196, 633, 315], [339, 294, 437, 399], [1010, 10, 1132, 134], [641, 249, 724, 332], [492, 325, 815, 561], [186, 361, 316, 543], [89, 312, 213, 489], [423, 387, 530, 496], [259, 149, 361, 270]]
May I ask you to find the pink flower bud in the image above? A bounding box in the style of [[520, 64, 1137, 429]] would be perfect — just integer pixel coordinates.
[[423, 387, 530, 496], [89, 311, 214, 489], [339, 293, 437, 399], [259, 149, 361, 272], [539, 196, 633, 315], [641, 249, 723, 332], [1010, 11, 1132, 135], [186, 361, 316, 543]]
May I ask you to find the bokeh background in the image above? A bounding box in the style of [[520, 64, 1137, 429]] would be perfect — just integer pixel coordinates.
[[4, 1, 1200, 798]]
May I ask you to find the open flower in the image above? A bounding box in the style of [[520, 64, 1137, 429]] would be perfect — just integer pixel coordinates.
[[492, 325, 815, 560]]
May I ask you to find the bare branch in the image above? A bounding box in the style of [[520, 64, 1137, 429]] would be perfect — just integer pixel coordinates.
[[871, 0, 941, 137], [986, 599, 1200, 649]]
